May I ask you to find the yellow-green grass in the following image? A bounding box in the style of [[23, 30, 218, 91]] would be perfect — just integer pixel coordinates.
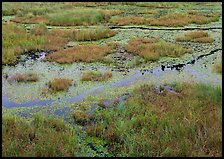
[[10, 73, 39, 82], [109, 16, 147, 26], [48, 78, 73, 92], [2, 23, 46, 65], [70, 28, 117, 41], [2, 113, 78, 157], [85, 82, 222, 157], [2, 23, 73, 65], [81, 70, 112, 81], [125, 38, 192, 61], [46, 44, 116, 64], [73, 110, 89, 125], [176, 31, 214, 43]]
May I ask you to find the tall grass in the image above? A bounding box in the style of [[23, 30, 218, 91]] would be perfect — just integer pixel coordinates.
[[125, 38, 192, 61], [47, 9, 104, 26], [2, 113, 78, 157], [48, 78, 73, 92], [85, 82, 222, 156]]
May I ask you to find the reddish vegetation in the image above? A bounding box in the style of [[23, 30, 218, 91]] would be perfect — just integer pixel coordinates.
[[11, 16, 49, 24], [48, 78, 73, 92], [46, 44, 116, 64], [10, 73, 39, 82], [176, 30, 214, 43]]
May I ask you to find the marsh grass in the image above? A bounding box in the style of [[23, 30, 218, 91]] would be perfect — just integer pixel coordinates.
[[10, 73, 39, 82], [73, 110, 89, 125], [70, 28, 117, 41], [46, 44, 116, 64], [109, 16, 147, 26], [2, 113, 78, 157], [81, 70, 112, 81], [48, 78, 73, 92], [2, 23, 46, 65], [125, 38, 191, 61], [47, 9, 104, 26], [85, 82, 222, 157], [212, 55, 222, 74], [176, 31, 214, 43]]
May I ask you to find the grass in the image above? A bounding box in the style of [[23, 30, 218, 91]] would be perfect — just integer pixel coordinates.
[[125, 38, 192, 61], [2, 23, 74, 65], [48, 78, 73, 92], [73, 110, 89, 125], [2, 113, 78, 157], [176, 31, 214, 43], [47, 9, 104, 26], [46, 44, 116, 64], [10, 73, 39, 82], [2, 23, 46, 65], [80, 70, 112, 81], [84, 82, 222, 157], [212, 55, 222, 74], [70, 28, 117, 41]]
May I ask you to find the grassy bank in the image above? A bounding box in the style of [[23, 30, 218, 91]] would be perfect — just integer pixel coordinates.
[[82, 82, 222, 157]]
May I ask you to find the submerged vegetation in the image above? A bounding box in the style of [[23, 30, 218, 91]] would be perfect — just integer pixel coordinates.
[[125, 38, 192, 61]]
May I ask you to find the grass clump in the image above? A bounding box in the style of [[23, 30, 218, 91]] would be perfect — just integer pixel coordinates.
[[81, 70, 112, 81], [85, 82, 222, 157], [10, 73, 39, 82], [125, 38, 191, 61], [2, 113, 78, 157], [212, 55, 222, 74], [70, 28, 117, 41], [73, 110, 89, 125], [46, 44, 116, 64], [48, 78, 73, 92], [176, 31, 214, 43]]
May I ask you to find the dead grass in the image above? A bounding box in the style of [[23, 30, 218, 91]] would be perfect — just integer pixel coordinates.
[[10, 73, 39, 82], [70, 28, 117, 41], [48, 78, 73, 92], [176, 30, 214, 43], [11, 16, 49, 24], [125, 37, 191, 61], [81, 70, 112, 81], [46, 44, 116, 64]]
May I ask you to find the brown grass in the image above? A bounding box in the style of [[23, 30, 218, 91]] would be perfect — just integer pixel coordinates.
[[125, 37, 191, 61], [48, 78, 73, 92], [176, 30, 214, 43], [46, 44, 116, 64], [10, 73, 39, 82], [81, 70, 112, 81], [11, 16, 49, 24]]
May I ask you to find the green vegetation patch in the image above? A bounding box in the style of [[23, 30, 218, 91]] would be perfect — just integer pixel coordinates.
[[125, 37, 192, 62], [84, 82, 222, 156], [81, 70, 112, 81], [2, 113, 78, 157]]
